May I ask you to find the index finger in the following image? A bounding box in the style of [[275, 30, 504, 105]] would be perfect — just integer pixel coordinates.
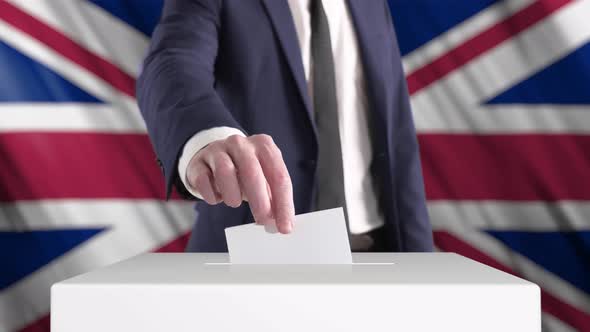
[[224, 137, 273, 225], [255, 136, 294, 234]]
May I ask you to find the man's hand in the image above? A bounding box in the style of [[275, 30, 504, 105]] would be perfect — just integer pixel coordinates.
[[186, 134, 295, 234]]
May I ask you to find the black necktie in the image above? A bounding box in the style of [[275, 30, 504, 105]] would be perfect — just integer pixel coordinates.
[[310, 0, 348, 220]]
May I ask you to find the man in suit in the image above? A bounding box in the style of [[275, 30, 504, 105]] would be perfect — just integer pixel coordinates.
[[137, 0, 433, 252]]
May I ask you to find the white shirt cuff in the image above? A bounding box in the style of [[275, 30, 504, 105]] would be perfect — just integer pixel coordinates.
[[178, 127, 246, 199]]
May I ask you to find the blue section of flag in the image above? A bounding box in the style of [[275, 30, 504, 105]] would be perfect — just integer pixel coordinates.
[[487, 230, 590, 294], [0, 228, 105, 290], [387, 0, 496, 56], [0, 42, 102, 103], [487, 42, 590, 105], [87, 0, 163, 36]]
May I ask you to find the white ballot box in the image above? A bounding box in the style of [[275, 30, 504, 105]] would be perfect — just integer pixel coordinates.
[[51, 253, 540, 332]]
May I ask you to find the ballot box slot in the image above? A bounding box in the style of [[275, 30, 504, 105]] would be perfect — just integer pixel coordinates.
[[203, 262, 395, 266]]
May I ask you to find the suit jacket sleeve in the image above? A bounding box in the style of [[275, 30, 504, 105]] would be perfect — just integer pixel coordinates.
[[384, 0, 434, 251], [136, 0, 244, 198]]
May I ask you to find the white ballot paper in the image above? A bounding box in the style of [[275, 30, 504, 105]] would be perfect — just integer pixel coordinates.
[[225, 208, 352, 264]]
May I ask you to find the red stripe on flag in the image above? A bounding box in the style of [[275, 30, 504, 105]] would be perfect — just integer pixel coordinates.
[[0, 133, 173, 201], [155, 232, 191, 252], [419, 134, 590, 201], [406, 0, 573, 95], [3, 133, 589, 201], [434, 231, 590, 331], [0, 0, 135, 98], [17, 314, 49, 332]]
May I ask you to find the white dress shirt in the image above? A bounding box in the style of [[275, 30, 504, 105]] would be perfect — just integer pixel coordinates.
[[178, 0, 384, 234]]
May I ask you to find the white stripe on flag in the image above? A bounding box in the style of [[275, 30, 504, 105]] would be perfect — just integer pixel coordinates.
[[444, 229, 590, 317], [415, 104, 590, 133], [4, 0, 149, 77], [0, 199, 195, 331], [411, 0, 590, 132], [0, 103, 146, 133], [429, 201, 590, 231], [543, 313, 577, 332], [402, 0, 535, 73], [0, 17, 136, 108]]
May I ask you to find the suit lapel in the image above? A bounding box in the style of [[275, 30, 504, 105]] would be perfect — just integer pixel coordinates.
[[260, 0, 313, 120]]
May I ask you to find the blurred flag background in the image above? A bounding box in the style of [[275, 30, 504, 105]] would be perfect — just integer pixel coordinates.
[[0, 0, 588, 331]]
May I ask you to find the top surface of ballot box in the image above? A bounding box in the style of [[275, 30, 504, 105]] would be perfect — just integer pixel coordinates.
[[51, 253, 541, 332]]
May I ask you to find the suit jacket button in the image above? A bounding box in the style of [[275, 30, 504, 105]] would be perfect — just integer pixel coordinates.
[[299, 159, 316, 169]]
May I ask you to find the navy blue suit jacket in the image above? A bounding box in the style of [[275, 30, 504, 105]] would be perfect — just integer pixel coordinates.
[[137, 0, 434, 252]]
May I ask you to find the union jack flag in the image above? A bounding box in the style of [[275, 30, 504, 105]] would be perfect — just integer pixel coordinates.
[[0, 1, 588, 331]]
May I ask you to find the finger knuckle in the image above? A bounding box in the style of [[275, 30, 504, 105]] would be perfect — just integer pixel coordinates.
[[258, 139, 282, 160], [253, 134, 274, 147], [187, 172, 200, 189], [193, 148, 207, 160], [194, 172, 210, 189], [239, 163, 259, 180], [214, 157, 235, 176], [228, 140, 254, 158], [274, 171, 292, 189], [225, 134, 245, 147], [274, 145, 283, 158], [205, 140, 224, 153]]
